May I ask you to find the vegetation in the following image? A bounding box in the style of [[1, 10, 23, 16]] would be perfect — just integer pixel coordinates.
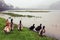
[[10, 10, 50, 12], [0, 18, 56, 40], [2, 13, 35, 18], [0, 12, 42, 18]]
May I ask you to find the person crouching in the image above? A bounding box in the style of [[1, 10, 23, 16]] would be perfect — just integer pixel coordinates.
[[4, 19, 11, 34], [39, 26, 46, 37], [29, 24, 35, 30], [18, 20, 23, 31]]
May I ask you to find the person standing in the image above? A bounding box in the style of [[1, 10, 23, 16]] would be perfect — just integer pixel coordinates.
[[10, 18, 14, 31]]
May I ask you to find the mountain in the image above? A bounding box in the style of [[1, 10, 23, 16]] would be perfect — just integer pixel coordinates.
[[0, 0, 14, 11]]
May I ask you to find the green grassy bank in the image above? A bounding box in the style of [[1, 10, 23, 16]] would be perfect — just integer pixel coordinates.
[[0, 18, 56, 40]]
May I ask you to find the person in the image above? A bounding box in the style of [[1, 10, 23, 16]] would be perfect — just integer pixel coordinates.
[[8, 17, 11, 23], [18, 20, 23, 31], [4, 19, 11, 34], [29, 24, 35, 30], [10, 18, 14, 31], [35, 24, 42, 32], [39, 26, 46, 36]]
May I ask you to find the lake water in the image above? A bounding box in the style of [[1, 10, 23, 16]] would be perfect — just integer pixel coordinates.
[[0, 10, 60, 40]]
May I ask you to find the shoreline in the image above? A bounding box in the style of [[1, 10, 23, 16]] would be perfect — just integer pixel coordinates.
[[0, 13, 58, 40], [0, 17, 56, 40]]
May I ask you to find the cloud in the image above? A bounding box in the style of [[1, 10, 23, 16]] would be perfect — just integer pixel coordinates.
[[0, 0, 60, 11], [4, 0, 59, 9], [49, 1, 60, 10]]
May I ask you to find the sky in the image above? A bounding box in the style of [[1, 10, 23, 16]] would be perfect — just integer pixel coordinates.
[[3, 0, 60, 9]]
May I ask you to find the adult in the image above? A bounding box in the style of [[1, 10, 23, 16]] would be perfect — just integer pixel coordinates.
[[4, 19, 11, 33], [29, 24, 35, 30], [39, 26, 46, 36], [8, 17, 11, 23], [18, 20, 23, 31], [10, 18, 14, 31], [35, 24, 42, 32]]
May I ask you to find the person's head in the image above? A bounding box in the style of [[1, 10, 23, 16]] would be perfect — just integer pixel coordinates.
[[9, 17, 11, 19], [11, 19, 13, 22], [33, 24, 35, 26], [40, 24, 42, 26], [43, 26, 45, 29], [20, 20, 21, 23]]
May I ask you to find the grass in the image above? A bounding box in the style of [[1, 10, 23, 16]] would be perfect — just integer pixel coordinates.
[[10, 10, 50, 12], [2, 13, 35, 18], [0, 17, 56, 40], [0, 12, 42, 18]]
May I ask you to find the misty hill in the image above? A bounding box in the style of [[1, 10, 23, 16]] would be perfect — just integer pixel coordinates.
[[0, 0, 23, 11], [0, 0, 14, 11]]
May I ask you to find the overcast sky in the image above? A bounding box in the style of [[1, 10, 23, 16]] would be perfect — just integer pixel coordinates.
[[2, 0, 60, 9]]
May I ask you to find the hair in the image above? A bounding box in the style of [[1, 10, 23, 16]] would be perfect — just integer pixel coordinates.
[[40, 24, 42, 26], [11, 19, 13, 21], [11, 19, 13, 23], [33, 24, 35, 26], [43, 26, 45, 29], [20, 20, 21, 24]]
